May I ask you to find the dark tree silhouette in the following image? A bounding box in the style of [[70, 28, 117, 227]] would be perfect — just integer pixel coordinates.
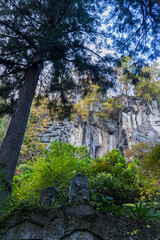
[[0, 0, 113, 198]]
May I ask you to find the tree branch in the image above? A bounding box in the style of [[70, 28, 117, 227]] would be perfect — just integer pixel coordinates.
[[0, 20, 36, 48], [0, 58, 28, 68], [134, 23, 153, 51], [53, 0, 73, 29], [9, 0, 45, 36]]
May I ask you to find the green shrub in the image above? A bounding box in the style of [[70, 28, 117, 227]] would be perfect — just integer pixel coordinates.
[[12, 140, 92, 203], [11, 142, 160, 214], [126, 143, 160, 200], [87, 149, 141, 205]]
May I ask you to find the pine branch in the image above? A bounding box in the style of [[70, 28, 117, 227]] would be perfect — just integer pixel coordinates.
[[0, 20, 36, 48]]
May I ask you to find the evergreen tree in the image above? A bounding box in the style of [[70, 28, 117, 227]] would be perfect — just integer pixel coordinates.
[[0, 0, 114, 198], [0, 0, 159, 200]]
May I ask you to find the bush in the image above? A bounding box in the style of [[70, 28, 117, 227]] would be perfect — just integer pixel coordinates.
[[123, 201, 160, 221], [87, 149, 141, 205], [11, 142, 160, 213], [126, 143, 160, 200], [12, 140, 92, 203]]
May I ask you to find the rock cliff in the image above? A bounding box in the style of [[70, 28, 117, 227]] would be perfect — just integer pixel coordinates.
[[41, 96, 160, 157]]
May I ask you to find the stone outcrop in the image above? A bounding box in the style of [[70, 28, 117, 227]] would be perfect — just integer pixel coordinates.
[[0, 204, 159, 240], [0, 175, 159, 239], [41, 119, 73, 149], [120, 97, 160, 150], [41, 96, 160, 157]]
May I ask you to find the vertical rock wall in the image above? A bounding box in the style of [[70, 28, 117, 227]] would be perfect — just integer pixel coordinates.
[[41, 97, 160, 157], [119, 97, 160, 151]]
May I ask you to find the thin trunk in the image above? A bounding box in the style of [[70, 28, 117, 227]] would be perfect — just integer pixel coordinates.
[[0, 64, 41, 197]]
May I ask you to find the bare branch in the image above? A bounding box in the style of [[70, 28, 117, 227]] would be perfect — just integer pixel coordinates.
[[134, 23, 153, 51]]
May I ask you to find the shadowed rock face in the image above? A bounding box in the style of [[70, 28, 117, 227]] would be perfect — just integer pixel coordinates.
[[0, 204, 159, 240], [40, 187, 57, 207], [41, 97, 160, 157]]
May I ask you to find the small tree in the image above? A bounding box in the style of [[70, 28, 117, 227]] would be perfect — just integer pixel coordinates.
[[74, 81, 100, 121], [115, 57, 160, 100], [19, 97, 52, 163]]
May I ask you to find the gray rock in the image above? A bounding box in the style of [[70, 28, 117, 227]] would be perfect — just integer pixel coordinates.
[[40, 187, 57, 207], [41, 97, 160, 158], [62, 230, 102, 240], [65, 205, 94, 217], [1, 201, 160, 240], [69, 174, 90, 204], [103, 120, 116, 134]]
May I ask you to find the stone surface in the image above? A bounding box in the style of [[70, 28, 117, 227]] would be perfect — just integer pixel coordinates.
[[61, 230, 102, 240], [69, 174, 90, 204], [0, 205, 159, 240], [65, 204, 94, 217], [41, 120, 73, 150], [41, 97, 160, 157], [0, 221, 43, 240], [40, 187, 57, 207]]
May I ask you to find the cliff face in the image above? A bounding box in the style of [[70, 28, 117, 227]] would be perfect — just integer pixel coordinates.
[[41, 97, 160, 157]]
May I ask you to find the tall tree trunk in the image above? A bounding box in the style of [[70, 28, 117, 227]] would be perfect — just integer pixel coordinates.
[[0, 63, 42, 198]]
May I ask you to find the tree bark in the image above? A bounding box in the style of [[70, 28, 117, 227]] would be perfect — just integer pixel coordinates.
[[0, 63, 42, 197]]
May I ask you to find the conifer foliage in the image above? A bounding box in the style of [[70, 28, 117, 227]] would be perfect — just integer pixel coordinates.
[[105, 0, 160, 58], [0, 0, 111, 198]]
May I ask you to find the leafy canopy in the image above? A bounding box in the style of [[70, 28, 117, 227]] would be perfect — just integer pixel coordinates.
[[12, 141, 160, 207], [115, 56, 160, 100], [1, 0, 160, 114], [12, 140, 92, 202], [104, 0, 160, 59], [0, 0, 114, 115]]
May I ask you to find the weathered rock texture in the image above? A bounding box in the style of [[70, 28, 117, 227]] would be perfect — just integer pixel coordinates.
[[69, 174, 90, 204], [41, 96, 160, 157], [41, 119, 73, 150], [0, 205, 159, 240], [40, 187, 57, 207]]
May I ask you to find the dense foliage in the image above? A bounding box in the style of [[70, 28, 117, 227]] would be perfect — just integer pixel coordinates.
[[73, 59, 160, 122], [11, 141, 160, 220], [0, 0, 159, 111], [0, 0, 113, 114], [19, 97, 51, 163], [126, 142, 160, 200], [12, 141, 91, 202], [115, 56, 160, 100], [0, 118, 6, 147]]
